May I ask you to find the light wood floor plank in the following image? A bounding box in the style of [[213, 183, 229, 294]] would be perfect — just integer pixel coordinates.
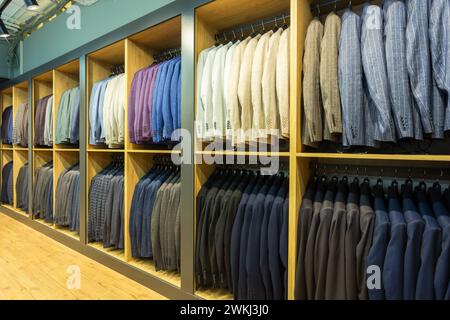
[[0, 213, 166, 300]]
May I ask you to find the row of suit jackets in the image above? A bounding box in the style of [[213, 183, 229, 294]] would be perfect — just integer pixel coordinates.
[[303, 1, 450, 148], [16, 163, 29, 212], [88, 162, 124, 249], [129, 56, 181, 145], [295, 177, 450, 300], [56, 87, 80, 145], [1, 161, 13, 205], [55, 165, 80, 233], [367, 182, 450, 300], [129, 165, 181, 272], [32, 162, 53, 223], [34, 95, 53, 147], [196, 170, 288, 300], [196, 26, 290, 145], [13, 102, 29, 147], [1, 106, 13, 145], [89, 74, 126, 148]]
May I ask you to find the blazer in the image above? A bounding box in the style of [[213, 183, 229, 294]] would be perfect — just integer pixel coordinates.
[[325, 181, 348, 300], [277, 27, 290, 138], [357, 181, 374, 300], [294, 178, 317, 300], [429, 187, 450, 300], [223, 41, 239, 140], [304, 179, 327, 299], [230, 175, 256, 295], [406, 0, 433, 134], [212, 43, 232, 138], [314, 180, 337, 300], [229, 37, 251, 145], [339, 10, 365, 147], [402, 182, 425, 300], [252, 31, 273, 140], [238, 35, 260, 144], [384, 0, 414, 139], [303, 19, 323, 146], [196, 47, 213, 140], [415, 185, 442, 300], [237, 176, 264, 299], [344, 180, 361, 300], [361, 4, 396, 142], [383, 185, 407, 300], [262, 28, 283, 135], [247, 176, 273, 300], [260, 176, 283, 299], [320, 12, 342, 141], [267, 179, 289, 300], [429, 0, 450, 132], [367, 185, 390, 300]]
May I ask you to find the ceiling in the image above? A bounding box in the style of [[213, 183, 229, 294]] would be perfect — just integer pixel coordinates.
[[1, 0, 66, 38]]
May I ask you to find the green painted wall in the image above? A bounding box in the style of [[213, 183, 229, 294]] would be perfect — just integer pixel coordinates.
[[11, 0, 176, 77]]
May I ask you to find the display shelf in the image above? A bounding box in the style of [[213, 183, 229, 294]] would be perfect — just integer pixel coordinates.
[[54, 149, 80, 240], [89, 242, 126, 262], [54, 148, 80, 152], [32, 70, 53, 148], [195, 289, 234, 301], [125, 15, 182, 151], [128, 258, 181, 288], [54, 225, 79, 241], [34, 217, 54, 228], [297, 152, 450, 162], [195, 150, 290, 157], [127, 149, 181, 154], [54, 59, 80, 149], [87, 40, 126, 151], [87, 148, 125, 153], [1, 87, 13, 150], [33, 148, 53, 152]]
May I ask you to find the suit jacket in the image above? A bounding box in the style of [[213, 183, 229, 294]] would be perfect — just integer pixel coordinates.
[[295, 178, 317, 300], [357, 181, 374, 300], [402, 182, 425, 300], [367, 185, 390, 300], [361, 4, 396, 142], [303, 19, 324, 146], [345, 180, 361, 300], [325, 181, 348, 300], [304, 179, 327, 299], [415, 185, 442, 300], [320, 12, 342, 141], [230, 175, 257, 296], [384, 0, 414, 139], [383, 185, 407, 300], [267, 178, 289, 300], [314, 180, 337, 300], [429, 187, 450, 300], [339, 10, 366, 147]]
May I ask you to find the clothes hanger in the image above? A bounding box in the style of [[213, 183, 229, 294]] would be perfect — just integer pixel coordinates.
[[250, 24, 257, 38], [282, 14, 289, 29], [333, 0, 338, 13], [348, 0, 353, 11]]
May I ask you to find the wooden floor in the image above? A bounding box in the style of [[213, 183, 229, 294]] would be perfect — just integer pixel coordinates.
[[0, 213, 166, 300]]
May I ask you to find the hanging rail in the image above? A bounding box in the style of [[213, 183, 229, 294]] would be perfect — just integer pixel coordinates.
[[153, 47, 181, 62], [310, 162, 450, 180], [215, 12, 290, 42]]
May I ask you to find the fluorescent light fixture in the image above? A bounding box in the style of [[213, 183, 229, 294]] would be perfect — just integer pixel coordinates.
[[24, 0, 39, 11], [0, 19, 10, 38]]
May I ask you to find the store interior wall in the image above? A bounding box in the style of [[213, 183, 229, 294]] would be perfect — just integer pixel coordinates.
[[1, 0, 176, 79]]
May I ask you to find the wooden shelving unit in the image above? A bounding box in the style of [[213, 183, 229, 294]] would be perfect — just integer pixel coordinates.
[[0, 87, 13, 150]]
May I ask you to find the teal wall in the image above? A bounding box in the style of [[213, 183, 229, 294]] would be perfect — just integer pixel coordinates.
[[12, 0, 176, 76], [0, 45, 11, 78]]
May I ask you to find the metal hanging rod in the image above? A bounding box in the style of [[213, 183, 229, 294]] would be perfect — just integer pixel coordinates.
[[310, 162, 450, 180], [110, 64, 125, 75], [216, 12, 290, 42], [153, 47, 181, 62]]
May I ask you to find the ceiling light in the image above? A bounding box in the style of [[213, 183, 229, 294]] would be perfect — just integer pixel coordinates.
[[24, 0, 39, 11], [0, 19, 10, 38]]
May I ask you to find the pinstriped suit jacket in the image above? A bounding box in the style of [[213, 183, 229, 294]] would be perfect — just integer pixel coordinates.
[[339, 10, 366, 147], [320, 12, 342, 142], [384, 0, 414, 139], [429, 0, 450, 132], [361, 4, 397, 143], [303, 18, 324, 146]]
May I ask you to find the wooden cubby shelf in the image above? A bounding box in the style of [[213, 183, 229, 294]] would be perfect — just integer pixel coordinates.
[[297, 152, 450, 162]]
